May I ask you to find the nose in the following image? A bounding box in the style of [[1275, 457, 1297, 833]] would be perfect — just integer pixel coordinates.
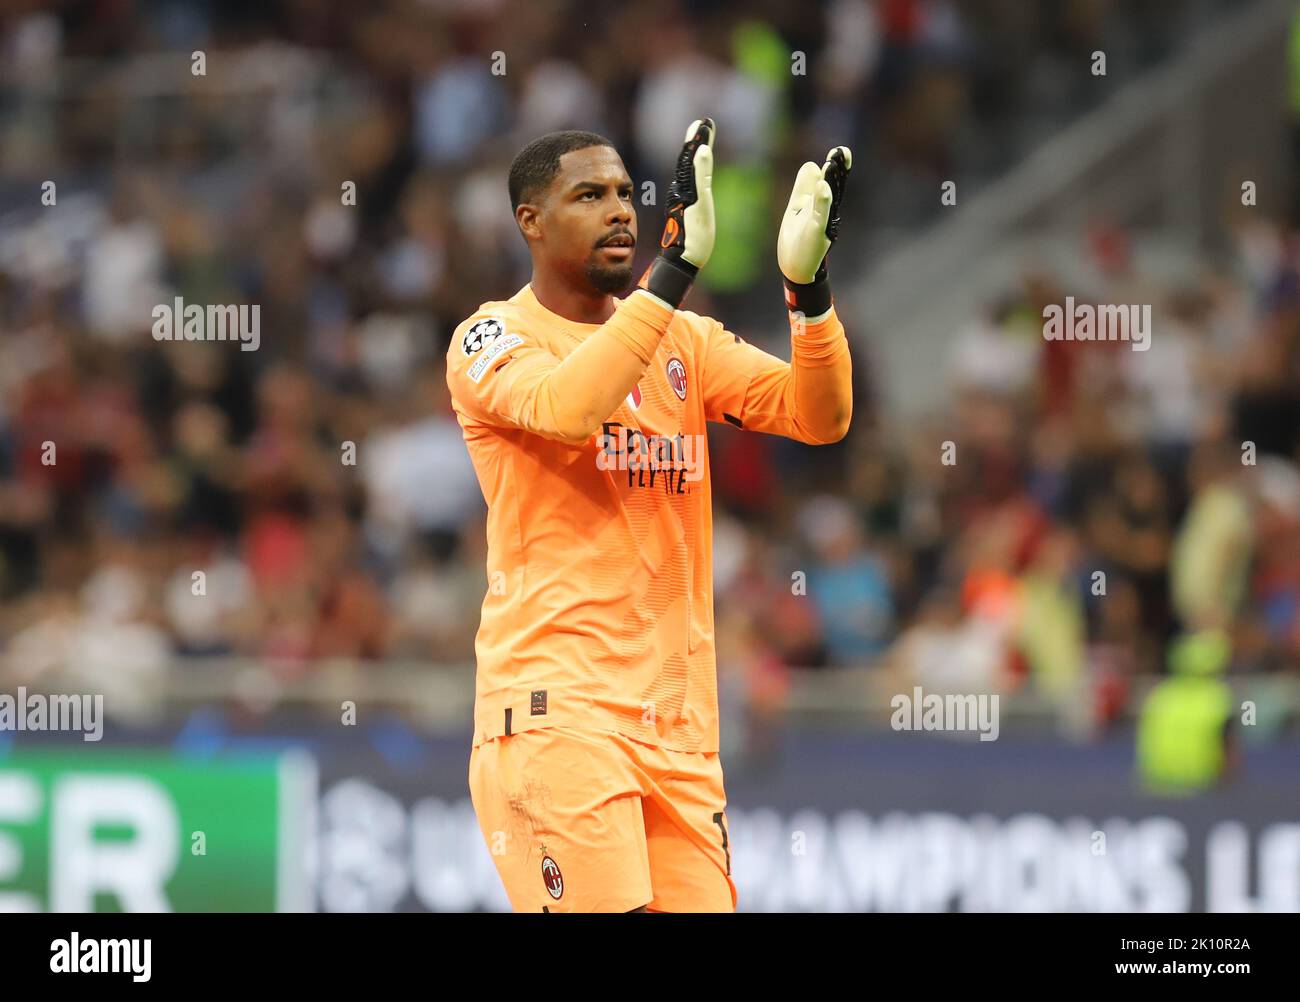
[[607, 197, 632, 227]]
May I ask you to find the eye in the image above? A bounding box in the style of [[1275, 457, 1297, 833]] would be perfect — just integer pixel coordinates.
[[580, 191, 598, 200]]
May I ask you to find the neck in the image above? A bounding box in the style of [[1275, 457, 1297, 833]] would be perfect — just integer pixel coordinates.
[[530, 270, 619, 325]]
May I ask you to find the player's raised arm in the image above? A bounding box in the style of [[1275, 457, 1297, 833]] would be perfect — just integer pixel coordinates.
[[697, 146, 854, 445], [446, 119, 718, 446], [447, 293, 673, 446]]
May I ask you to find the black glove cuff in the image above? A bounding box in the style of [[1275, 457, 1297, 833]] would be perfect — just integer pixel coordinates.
[[640, 255, 698, 310], [783, 273, 832, 318]]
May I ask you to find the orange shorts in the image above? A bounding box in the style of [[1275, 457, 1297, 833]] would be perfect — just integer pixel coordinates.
[[468, 726, 737, 912]]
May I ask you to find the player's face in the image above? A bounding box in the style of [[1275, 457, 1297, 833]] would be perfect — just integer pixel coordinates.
[[544, 146, 638, 294]]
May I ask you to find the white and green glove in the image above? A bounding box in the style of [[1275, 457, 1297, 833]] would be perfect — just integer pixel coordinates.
[[777, 146, 852, 318], [638, 118, 716, 310]]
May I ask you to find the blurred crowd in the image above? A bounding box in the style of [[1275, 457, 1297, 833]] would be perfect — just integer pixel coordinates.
[[0, 0, 1291, 736], [713, 217, 1300, 744]]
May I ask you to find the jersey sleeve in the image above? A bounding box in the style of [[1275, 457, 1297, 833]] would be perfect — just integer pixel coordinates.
[[446, 314, 578, 443], [695, 307, 853, 444], [446, 292, 676, 446]]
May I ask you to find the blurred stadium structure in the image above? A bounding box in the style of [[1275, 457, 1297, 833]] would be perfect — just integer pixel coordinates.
[[0, 0, 1297, 912]]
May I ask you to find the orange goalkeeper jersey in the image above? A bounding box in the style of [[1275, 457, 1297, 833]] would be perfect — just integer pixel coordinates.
[[446, 283, 851, 753]]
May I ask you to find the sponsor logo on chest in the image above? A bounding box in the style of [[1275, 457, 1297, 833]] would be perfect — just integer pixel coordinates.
[[600, 352, 703, 494]]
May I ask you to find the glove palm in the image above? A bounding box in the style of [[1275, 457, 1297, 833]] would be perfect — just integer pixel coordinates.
[[778, 146, 852, 286]]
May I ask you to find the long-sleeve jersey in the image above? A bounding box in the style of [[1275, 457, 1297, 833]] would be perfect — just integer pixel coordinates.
[[446, 283, 852, 752]]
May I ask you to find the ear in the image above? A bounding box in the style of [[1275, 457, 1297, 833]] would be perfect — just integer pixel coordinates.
[[516, 202, 542, 242]]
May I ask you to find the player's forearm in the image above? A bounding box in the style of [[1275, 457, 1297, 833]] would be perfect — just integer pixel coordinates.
[[520, 289, 673, 443], [786, 306, 853, 443]]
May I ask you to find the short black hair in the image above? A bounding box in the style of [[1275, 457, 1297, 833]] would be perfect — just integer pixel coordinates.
[[508, 130, 615, 212]]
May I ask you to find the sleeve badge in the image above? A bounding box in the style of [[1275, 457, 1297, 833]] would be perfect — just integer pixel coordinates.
[[462, 317, 506, 357]]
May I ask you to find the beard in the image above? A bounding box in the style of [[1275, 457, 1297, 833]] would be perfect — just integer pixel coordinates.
[[584, 254, 634, 295]]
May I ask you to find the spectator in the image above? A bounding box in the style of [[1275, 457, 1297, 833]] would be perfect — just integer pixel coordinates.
[[800, 495, 894, 664]]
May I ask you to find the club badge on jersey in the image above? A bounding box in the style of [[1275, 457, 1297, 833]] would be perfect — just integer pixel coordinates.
[[541, 855, 564, 900], [666, 357, 687, 400]]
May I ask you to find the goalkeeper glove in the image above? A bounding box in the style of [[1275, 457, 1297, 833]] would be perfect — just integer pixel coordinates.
[[777, 145, 852, 319], [638, 117, 716, 310]]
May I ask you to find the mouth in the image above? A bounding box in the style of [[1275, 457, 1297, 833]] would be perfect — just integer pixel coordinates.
[[599, 234, 635, 260]]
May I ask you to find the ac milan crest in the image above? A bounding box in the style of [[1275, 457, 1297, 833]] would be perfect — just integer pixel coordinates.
[[541, 855, 564, 899], [666, 358, 687, 400]]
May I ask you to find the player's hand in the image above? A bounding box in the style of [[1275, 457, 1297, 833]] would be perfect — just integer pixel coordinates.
[[777, 145, 852, 286], [637, 118, 716, 310], [664, 117, 716, 271]]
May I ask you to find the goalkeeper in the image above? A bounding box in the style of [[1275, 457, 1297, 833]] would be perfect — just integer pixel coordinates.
[[446, 118, 854, 912]]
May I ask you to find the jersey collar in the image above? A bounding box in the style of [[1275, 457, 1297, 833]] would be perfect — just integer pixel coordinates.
[[515, 283, 612, 334]]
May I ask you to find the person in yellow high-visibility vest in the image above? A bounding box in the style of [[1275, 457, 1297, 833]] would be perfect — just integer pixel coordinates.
[[1135, 630, 1238, 795]]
